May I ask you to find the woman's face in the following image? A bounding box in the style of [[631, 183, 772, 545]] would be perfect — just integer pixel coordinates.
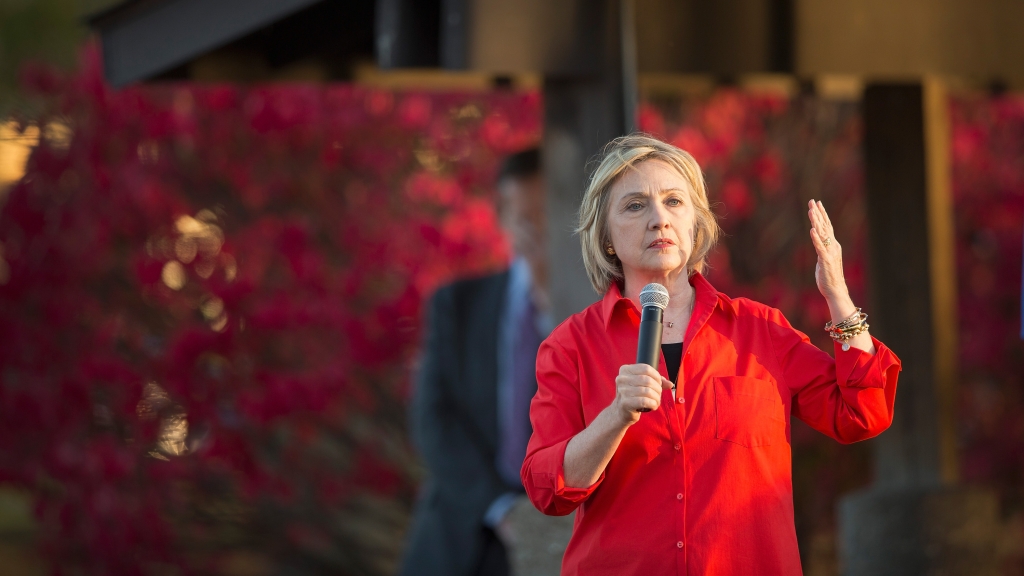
[[606, 159, 696, 280]]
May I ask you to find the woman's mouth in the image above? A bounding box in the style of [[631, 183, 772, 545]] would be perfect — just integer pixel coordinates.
[[648, 238, 675, 249]]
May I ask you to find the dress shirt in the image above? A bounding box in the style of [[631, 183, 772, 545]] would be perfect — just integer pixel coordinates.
[[521, 272, 901, 575], [486, 258, 551, 527]]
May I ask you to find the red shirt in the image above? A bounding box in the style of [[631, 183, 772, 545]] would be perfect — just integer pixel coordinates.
[[521, 273, 901, 575]]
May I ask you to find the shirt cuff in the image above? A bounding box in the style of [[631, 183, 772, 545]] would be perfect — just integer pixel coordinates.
[[835, 336, 902, 389], [524, 437, 606, 515], [553, 468, 606, 501], [483, 492, 521, 528]]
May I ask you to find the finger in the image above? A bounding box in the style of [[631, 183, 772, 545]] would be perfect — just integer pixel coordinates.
[[817, 200, 835, 231], [811, 204, 834, 247], [808, 212, 825, 247], [809, 227, 826, 255], [622, 387, 663, 409], [807, 201, 823, 235], [815, 201, 835, 240], [631, 378, 673, 394], [616, 374, 667, 395], [810, 200, 827, 235], [633, 396, 660, 412], [624, 385, 664, 402], [620, 364, 663, 380]]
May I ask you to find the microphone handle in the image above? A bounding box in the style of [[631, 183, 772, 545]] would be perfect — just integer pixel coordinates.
[[635, 306, 663, 413]]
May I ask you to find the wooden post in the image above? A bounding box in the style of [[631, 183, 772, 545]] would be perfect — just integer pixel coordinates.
[[838, 80, 997, 576], [922, 78, 960, 485], [859, 82, 947, 487], [856, 77, 958, 486], [543, 0, 628, 322], [495, 3, 630, 571]]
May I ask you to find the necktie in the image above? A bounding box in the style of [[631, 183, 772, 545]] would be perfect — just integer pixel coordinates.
[[498, 297, 542, 487]]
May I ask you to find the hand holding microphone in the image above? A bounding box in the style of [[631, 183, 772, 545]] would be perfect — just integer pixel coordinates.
[[613, 283, 674, 423]]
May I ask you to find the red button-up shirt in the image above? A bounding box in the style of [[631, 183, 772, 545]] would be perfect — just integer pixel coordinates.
[[522, 273, 901, 575]]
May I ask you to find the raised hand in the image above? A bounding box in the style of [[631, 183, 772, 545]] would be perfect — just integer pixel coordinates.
[[807, 199, 876, 354], [807, 199, 849, 303]]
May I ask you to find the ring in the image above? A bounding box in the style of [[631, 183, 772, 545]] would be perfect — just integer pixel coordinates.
[[823, 237, 832, 247]]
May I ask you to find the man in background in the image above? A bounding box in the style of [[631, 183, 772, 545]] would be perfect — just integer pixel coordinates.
[[400, 149, 549, 576]]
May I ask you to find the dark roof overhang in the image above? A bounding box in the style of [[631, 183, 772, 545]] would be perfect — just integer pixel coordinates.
[[88, 0, 329, 87]]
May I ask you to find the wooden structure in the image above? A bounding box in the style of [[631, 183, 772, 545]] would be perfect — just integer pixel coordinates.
[[87, 1, 1024, 574]]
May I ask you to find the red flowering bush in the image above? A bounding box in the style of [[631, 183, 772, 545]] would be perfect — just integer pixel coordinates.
[[0, 45, 538, 574], [950, 96, 1024, 541]]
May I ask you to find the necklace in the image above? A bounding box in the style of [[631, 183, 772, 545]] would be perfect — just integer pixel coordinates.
[[665, 293, 695, 328]]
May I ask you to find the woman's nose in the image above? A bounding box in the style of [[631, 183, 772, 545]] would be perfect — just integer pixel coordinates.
[[649, 204, 671, 229]]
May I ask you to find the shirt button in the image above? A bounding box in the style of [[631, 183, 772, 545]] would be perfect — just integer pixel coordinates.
[[676, 493, 683, 500], [677, 396, 685, 403], [677, 541, 684, 549], [674, 443, 681, 451]]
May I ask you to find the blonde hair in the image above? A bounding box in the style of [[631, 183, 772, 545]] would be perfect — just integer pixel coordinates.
[[576, 133, 720, 294]]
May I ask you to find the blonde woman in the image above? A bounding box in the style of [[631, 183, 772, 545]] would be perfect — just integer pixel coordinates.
[[521, 134, 901, 575]]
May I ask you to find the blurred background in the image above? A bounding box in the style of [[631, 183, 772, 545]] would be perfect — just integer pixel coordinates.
[[0, 0, 1021, 574]]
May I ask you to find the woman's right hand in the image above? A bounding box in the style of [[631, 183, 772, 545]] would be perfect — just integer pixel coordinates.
[[562, 364, 674, 488], [613, 364, 674, 425]]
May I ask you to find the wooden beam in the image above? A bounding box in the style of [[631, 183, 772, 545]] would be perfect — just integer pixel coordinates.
[[862, 83, 946, 487], [923, 77, 959, 484], [543, 0, 627, 321], [861, 80, 958, 486], [839, 79, 995, 576], [796, 0, 1024, 83]]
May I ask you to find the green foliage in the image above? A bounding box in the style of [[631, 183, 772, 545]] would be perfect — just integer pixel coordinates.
[[0, 0, 88, 116]]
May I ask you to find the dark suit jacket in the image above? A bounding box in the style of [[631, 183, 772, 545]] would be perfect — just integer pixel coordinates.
[[399, 271, 523, 576]]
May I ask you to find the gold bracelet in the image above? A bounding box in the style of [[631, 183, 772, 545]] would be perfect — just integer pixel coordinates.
[[826, 308, 866, 331], [825, 308, 869, 351]]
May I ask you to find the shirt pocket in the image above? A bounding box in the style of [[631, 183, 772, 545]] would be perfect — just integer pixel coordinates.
[[713, 376, 785, 448]]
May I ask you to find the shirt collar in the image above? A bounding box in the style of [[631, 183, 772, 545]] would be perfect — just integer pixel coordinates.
[[601, 271, 719, 329], [507, 257, 554, 336]]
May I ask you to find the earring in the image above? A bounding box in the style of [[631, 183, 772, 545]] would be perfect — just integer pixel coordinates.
[[605, 244, 615, 256]]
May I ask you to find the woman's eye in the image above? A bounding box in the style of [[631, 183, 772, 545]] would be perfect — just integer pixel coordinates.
[[667, 198, 682, 207], [627, 202, 643, 211]]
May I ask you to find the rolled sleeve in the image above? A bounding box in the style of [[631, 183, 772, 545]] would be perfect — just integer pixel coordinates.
[[523, 437, 605, 516], [769, 309, 902, 444], [521, 338, 601, 516], [835, 336, 902, 389]]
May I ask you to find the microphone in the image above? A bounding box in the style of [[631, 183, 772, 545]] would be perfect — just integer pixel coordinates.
[[636, 283, 669, 413]]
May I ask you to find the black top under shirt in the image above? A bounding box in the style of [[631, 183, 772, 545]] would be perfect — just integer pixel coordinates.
[[661, 342, 683, 385]]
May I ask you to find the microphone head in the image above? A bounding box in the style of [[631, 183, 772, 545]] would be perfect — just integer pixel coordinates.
[[639, 283, 670, 311]]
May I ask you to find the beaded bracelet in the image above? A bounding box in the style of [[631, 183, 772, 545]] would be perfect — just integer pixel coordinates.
[[824, 308, 870, 351]]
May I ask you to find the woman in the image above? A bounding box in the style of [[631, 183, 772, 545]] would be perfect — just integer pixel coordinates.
[[521, 134, 901, 575]]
